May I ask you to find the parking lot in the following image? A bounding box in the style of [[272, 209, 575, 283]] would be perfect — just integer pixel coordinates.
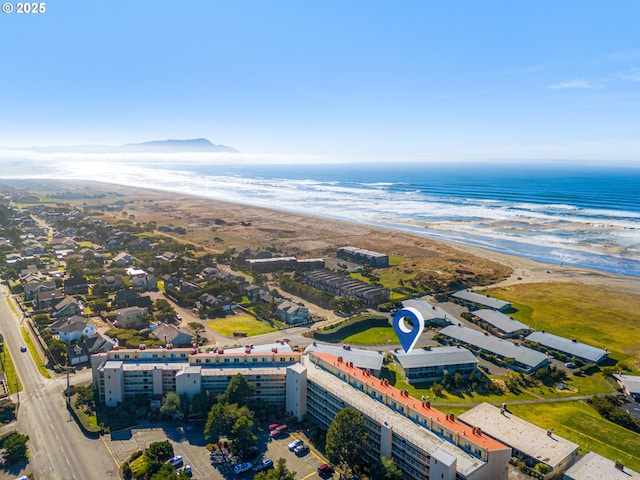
[[104, 422, 334, 480]]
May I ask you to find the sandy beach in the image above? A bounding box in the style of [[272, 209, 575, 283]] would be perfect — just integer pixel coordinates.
[[27, 179, 640, 296]]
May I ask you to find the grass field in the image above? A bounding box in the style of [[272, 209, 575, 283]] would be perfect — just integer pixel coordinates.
[[342, 326, 399, 345], [488, 283, 640, 367], [509, 401, 640, 472], [0, 344, 21, 394], [21, 326, 50, 378], [206, 313, 277, 337]]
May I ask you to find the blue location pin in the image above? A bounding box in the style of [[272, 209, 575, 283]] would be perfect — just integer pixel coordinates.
[[393, 307, 425, 354]]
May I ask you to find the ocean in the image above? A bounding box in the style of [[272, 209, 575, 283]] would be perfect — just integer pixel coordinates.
[[15, 159, 640, 277]]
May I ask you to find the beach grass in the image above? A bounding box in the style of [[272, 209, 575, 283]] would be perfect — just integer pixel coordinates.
[[388, 255, 405, 266], [206, 314, 277, 337], [509, 401, 640, 472], [488, 283, 640, 366]]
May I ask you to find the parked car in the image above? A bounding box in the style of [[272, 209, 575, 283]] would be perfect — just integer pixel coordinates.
[[288, 439, 303, 451], [169, 455, 183, 468], [318, 464, 334, 476], [268, 423, 280, 431], [270, 424, 288, 437], [20, 345, 27, 352], [565, 362, 578, 369], [255, 459, 274, 472], [294, 444, 310, 456], [177, 465, 192, 477], [234, 462, 253, 474]]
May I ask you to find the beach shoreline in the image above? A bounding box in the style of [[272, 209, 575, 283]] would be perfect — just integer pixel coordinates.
[[14, 178, 640, 295]]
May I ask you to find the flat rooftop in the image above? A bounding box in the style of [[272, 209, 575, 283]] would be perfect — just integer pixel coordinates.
[[304, 343, 384, 371], [458, 402, 578, 469], [304, 355, 489, 477], [224, 343, 293, 354], [564, 452, 640, 480], [525, 331, 608, 363], [613, 374, 640, 394], [473, 309, 530, 334], [440, 324, 549, 370], [309, 352, 508, 454], [403, 299, 452, 323], [452, 290, 511, 310], [393, 346, 478, 369]]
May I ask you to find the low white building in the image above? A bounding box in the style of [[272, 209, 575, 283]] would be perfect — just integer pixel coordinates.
[[564, 451, 640, 480]]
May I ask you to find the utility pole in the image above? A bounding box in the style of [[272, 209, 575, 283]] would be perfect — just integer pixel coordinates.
[[67, 358, 71, 421]]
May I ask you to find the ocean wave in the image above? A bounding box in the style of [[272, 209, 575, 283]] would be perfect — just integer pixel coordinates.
[[8, 159, 640, 276]]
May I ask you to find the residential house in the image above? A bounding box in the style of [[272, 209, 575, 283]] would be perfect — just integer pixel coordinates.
[[393, 346, 478, 384], [127, 238, 153, 251], [34, 289, 66, 310], [124, 296, 153, 313], [525, 331, 609, 365], [114, 289, 138, 308], [57, 318, 96, 344], [156, 251, 178, 262], [112, 252, 134, 267], [179, 281, 200, 294], [84, 333, 116, 355], [198, 293, 232, 312], [472, 309, 531, 339], [151, 323, 193, 347], [24, 280, 56, 301], [198, 266, 219, 280], [64, 276, 89, 296], [50, 296, 82, 318], [50, 314, 87, 334], [99, 274, 124, 291], [67, 344, 89, 366], [451, 290, 512, 312], [276, 301, 310, 325], [115, 306, 148, 329]]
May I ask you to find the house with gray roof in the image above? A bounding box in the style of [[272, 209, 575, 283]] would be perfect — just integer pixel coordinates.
[[304, 343, 384, 376], [402, 299, 453, 327], [440, 324, 549, 373], [613, 374, 640, 402], [472, 309, 531, 338], [525, 331, 608, 365], [451, 290, 511, 312], [564, 451, 640, 480], [151, 323, 193, 347], [393, 346, 478, 384]]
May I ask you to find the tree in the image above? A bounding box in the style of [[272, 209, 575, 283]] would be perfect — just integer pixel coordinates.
[[230, 415, 257, 453], [219, 374, 256, 407], [159, 392, 182, 419], [146, 440, 174, 462], [204, 402, 254, 443], [191, 390, 213, 418], [370, 456, 403, 480], [325, 408, 366, 468], [255, 458, 296, 480], [92, 298, 108, 314], [3, 432, 29, 465], [188, 321, 205, 345]]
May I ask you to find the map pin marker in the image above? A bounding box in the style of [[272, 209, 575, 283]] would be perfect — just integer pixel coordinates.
[[393, 307, 425, 354]]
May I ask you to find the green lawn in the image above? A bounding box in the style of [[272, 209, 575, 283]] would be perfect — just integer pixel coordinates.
[[342, 327, 399, 345], [388, 255, 405, 267], [0, 345, 21, 394], [488, 283, 640, 366], [21, 327, 50, 378], [509, 401, 640, 472], [207, 314, 277, 337]]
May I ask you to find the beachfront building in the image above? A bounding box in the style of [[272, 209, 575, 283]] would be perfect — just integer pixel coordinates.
[[563, 451, 640, 480], [393, 346, 478, 384], [302, 269, 390, 307], [290, 352, 512, 480], [246, 256, 298, 273], [90, 344, 301, 407], [458, 403, 579, 479], [402, 299, 453, 327], [337, 246, 389, 268], [304, 343, 384, 376], [439, 325, 549, 373], [451, 290, 512, 312], [613, 374, 640, 402], [472, 309, 531, 338], [525, 331, 609, 365]]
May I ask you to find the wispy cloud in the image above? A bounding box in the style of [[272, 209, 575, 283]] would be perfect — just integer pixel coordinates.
[[549, 79, 592, 90], [619, 67, 640, 82], [607, 47, 640, 61]]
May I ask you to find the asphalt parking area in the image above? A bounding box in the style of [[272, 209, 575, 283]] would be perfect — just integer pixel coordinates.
[[262, 429, 334, 480]]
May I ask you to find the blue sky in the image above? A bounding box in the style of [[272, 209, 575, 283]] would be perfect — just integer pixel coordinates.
[[1, 0, 640, 161]]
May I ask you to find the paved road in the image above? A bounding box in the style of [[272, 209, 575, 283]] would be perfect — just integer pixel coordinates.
[[0, 284, 120, 480]]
